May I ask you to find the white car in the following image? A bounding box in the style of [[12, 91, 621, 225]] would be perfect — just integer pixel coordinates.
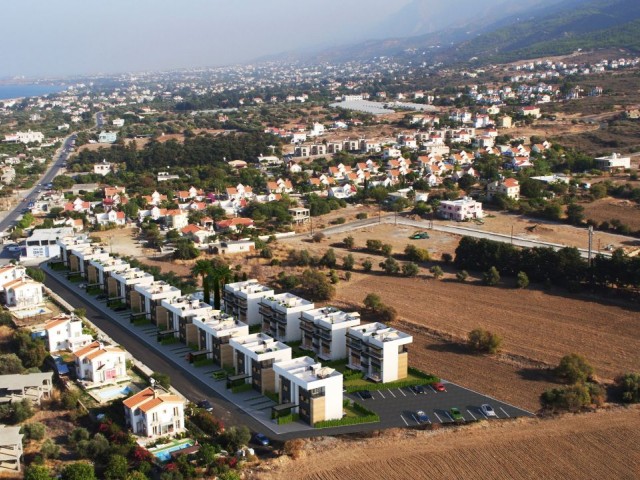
[[480, 404, 497, 417]]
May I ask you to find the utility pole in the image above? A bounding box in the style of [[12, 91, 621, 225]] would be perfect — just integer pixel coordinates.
[[588, 225, 594, 266], [510, 224, 514, 245]]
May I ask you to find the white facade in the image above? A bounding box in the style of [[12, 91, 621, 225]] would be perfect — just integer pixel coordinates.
[[259, 293, 315, 342], [69, 244, 110, 276], [42, 316, 92, 352], [109, 267, 154, 304], [25, 227, 75, 259], [0, 265, 26, 293], [4, 279, 44, 309], [223, 279, 274, 325], [192, 312, 249, 366], [595, 153, 631, 171], [273, 356, 343, 425], [4, 130, 44, 144], [123, 387, 185, 438], [438, 197, 484, 221], [88, 257, 130, 289], [229, 333, 292, 392], [300, 307, 361, 361], [73, 341, 128, 385], [133, 281, 182, 321], [346, 323, 413, 383]]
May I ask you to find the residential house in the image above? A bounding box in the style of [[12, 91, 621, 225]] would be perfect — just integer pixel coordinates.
[[158, 296, 211, 343], [93, 160, 112, 176], [0, 265, 26, 295], [95, 210, 126, 227], [107, 267, 155, 306], [223, 280, 274, 326], [181, 224, 210, 243], [73, 341, 128, 386], [98, 131, 117, 143], [87, 257, 129, 290], [272, 357, 343, 425], [438, 197, 484, 221], [0, 372, 53, 405], [487, 178, 520, 200], [288, 207, 310, 224], [215, 217, 254, 232], [299, 307, 361, 361], [229, 333, 292, 394], [259, 293, 314, 342], [123, 387, 186, 438], [4, 278, 44, 309], [41, 315, 92, 352], [346, 323, 413, 383], [165, 209, 189, 230], [0, 426, 23, 473], [595, 153, 631, 171]]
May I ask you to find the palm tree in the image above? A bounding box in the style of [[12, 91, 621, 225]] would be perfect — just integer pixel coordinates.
[[192, 260, 213, 305]]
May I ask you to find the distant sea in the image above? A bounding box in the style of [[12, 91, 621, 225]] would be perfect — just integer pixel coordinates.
[[0, 84, 66, 100]]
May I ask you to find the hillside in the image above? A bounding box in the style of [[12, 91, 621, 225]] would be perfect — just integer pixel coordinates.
[[448, 0, 640, 64]]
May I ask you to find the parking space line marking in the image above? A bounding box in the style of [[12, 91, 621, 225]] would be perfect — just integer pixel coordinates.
[[388, 389, 396, 398], [411, 414, 418, 424], [398, 388, 407, 397], [445, 412, 454, 422], [467, 409, 477, 420], [500, 407, 510, 418], [429, 385, 437, 393], [433, 412, 443, 423], [479, 409, 488, 419], [410, 388, 417, 395], [400, 414, 409, 426], [378, 390, 386, 399]]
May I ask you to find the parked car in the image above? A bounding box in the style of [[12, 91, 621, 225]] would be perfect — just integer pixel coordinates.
[[410, 385, 426, 394], [358, 390, 373, 400], [252, 433, 270, 446], [480, 404, 497, 418], [415, 410, 429, 423], [197, 400, 213, 412], [449, 407, 464, 422], [433, 382, 446, 392]]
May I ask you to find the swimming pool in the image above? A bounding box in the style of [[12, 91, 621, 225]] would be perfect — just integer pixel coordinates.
[[95, 385, 131, 401], [152, 441, 193, 462]]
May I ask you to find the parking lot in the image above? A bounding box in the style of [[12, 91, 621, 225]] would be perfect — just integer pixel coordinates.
[[347, 380, 534, 428]]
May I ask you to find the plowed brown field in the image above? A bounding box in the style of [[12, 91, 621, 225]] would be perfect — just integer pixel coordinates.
[[332, 273, 640, 385], [253, 407, 640, 480]]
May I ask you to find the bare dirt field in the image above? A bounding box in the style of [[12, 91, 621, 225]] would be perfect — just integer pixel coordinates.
[[332, 272, 640, 386], [252, 406, 640, 480], [582, 197, 640, 232]]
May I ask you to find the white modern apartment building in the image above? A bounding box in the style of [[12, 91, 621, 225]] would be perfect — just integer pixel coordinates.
[[123, 387, 185, 439], [132, 281, 182, 322], [158, 295, 212, 344], [229, 333, 292, 394], [87, 257, 130, 289], [300, 307, 361, 361], [107, 267, 154, 306], [438, 197, 484, 221], [595, 153, 631, 171], [273, 356, 343, 425], [73, 341, 128, 386], [223, 279, 274, 325], [68, 244, 110, 277], [192, 312, 249, 367], [259, 293, 315, 342], [346, 323, 413, 383], [56, 234, 93, 266], [41, 315, 92, 352]]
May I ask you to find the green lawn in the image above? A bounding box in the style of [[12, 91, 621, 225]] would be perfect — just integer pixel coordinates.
[[343, 371, 439, 393]]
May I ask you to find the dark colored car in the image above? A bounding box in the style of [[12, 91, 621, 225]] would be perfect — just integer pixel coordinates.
[[358, 390, 373, 400], [252, 433, 270, 446], [411, 385, 426, 394], [197, 400, 213, 412]]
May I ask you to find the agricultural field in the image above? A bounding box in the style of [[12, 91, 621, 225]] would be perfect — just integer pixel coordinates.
[[581, 197, 640, 232], [253, 406, 640, 480]]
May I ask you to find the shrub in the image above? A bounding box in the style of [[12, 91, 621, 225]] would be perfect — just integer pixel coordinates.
[[456, 270, 469, 282], [219, 426, 251, 452], [289, 249, 311, 266], [60, 462, 96, 480], [0, 398, 34, 424], [379, 256, 400, 275], [24, 465, 52, 480], [26, 267, 46, 283], [402, 262, 419, 277], [381, 244, 393, 256], [405, 244, 430, 262], [467, 328, 502, 354], [22, 422, 46, 441], [430, 265, 443, 279], [0, 353, 24, 374], [516, 271, 529, 289], [366, 239, 383, 252], [60, 389, 81, 410], [441, 253, 453, 264], [356, 212, 368, 220], [363, 293, 383, 311], [345, 271, 352, 282], [343, 235, 355, 249], [329, 270, 339, 284], [343, 254, 355, 271], [616, 372, 640, 403], [299, 269, 335, 301], [104, 454, 128, 480], [362, 259, 373, 272], [41, 439, 61, 459], [151, 372, 171, 389], [332, 217, 346, 225], [283, 439, 305, 459], [379, 305, 398, 323], [312, 232, 325, 243], [483, 266, 500, 286], [556, 353, 594, 384], [541, 384, 592, 411], [320, 249, 337, 268], [260, 247, 273, 259]]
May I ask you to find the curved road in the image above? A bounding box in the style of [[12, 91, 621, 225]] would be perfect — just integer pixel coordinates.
[[0, 133, 76, 233]]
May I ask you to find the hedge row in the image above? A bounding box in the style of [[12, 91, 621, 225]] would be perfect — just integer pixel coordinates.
[[231, 383, 252, 394], [274, 413, 299, 425]]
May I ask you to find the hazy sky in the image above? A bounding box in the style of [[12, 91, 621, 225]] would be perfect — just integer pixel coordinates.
[[1, 0, 413, 78]]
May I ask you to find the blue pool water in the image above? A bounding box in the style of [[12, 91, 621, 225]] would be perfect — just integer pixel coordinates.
[[153, 442, 193, 462], [96, 385, 131, 401]]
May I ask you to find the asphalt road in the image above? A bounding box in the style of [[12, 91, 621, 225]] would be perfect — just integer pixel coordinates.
[[0, 133, 76, 233]]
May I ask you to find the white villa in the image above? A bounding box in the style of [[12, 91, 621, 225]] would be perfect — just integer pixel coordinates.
[[123, 387, 186, 439], [438, 197, 484, 221], [73, 341, 128, 386], [41, 316, 92, 352]]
